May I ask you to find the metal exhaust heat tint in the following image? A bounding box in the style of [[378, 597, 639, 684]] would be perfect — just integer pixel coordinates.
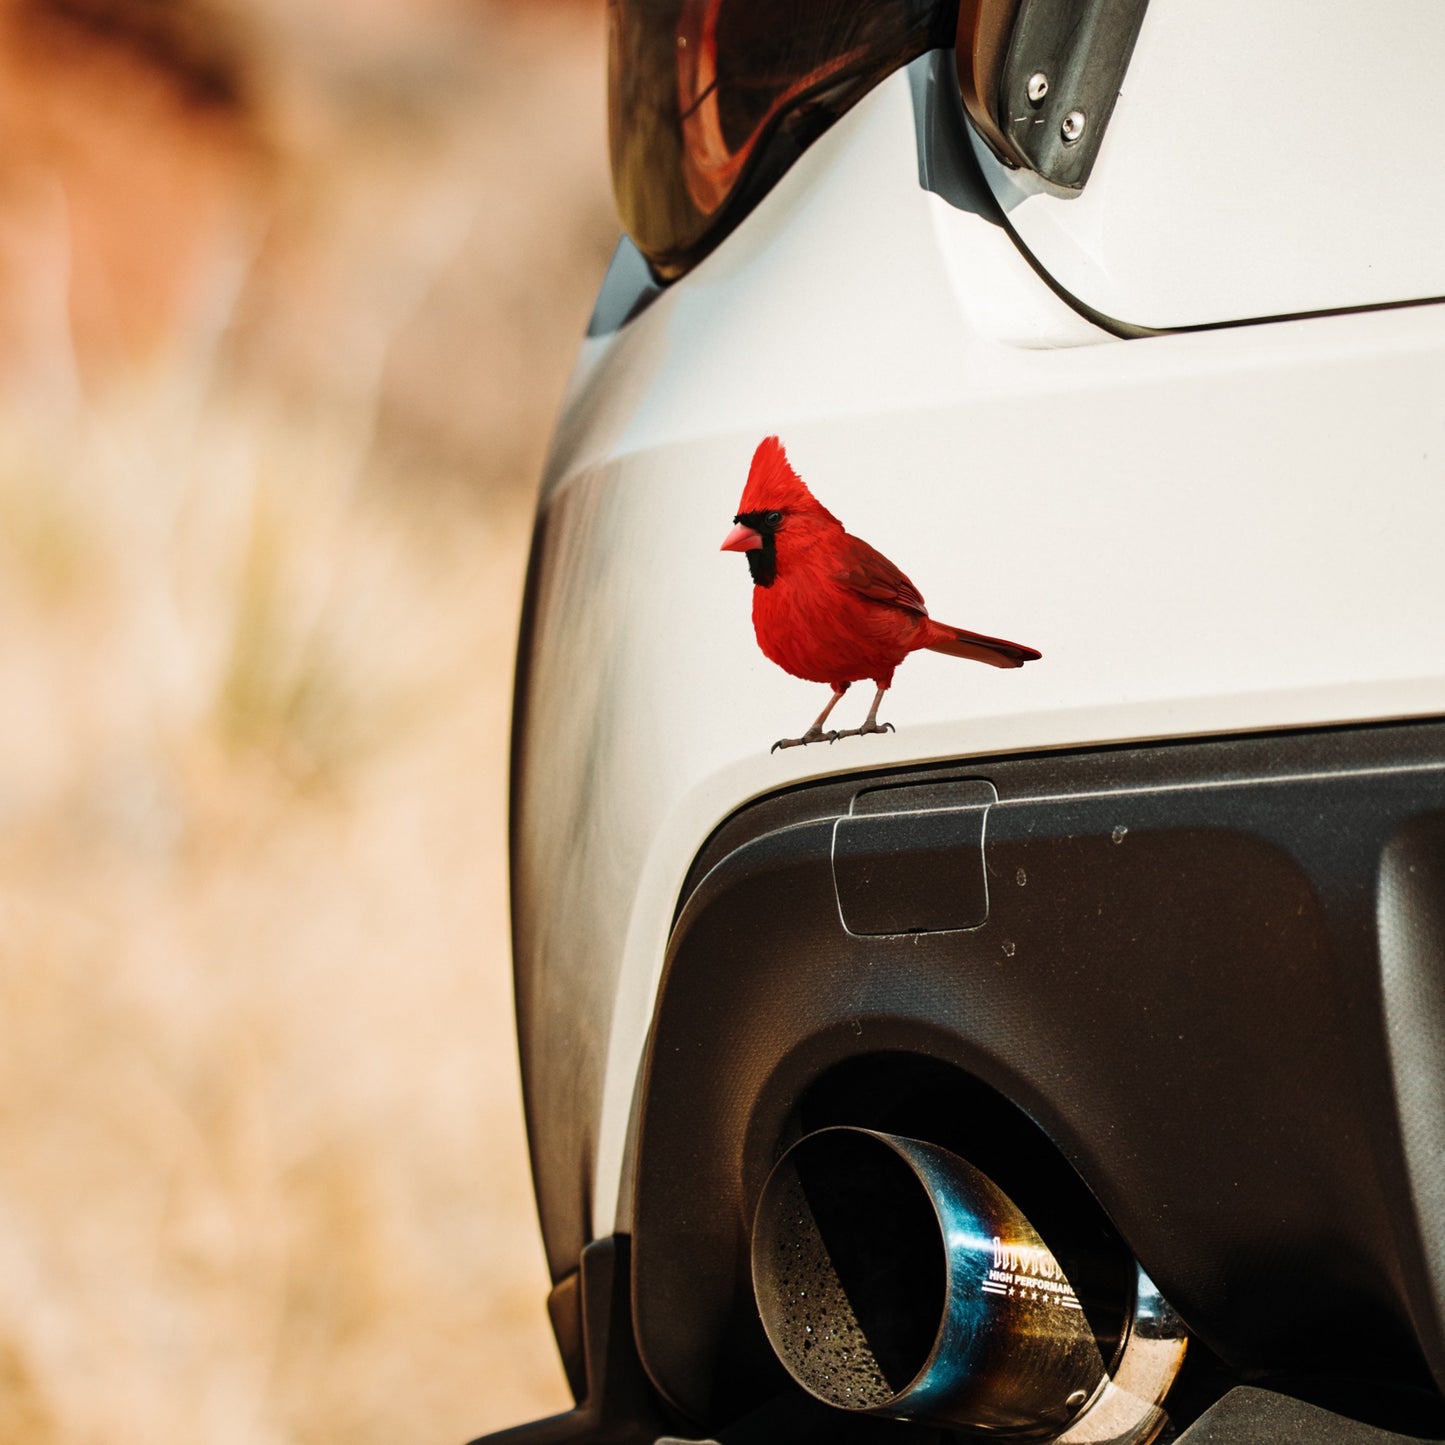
[[751, 1127, 1185, 1440]]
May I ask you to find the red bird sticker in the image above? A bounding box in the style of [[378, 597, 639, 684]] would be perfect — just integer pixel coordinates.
[[721, 436, 1041, 752]]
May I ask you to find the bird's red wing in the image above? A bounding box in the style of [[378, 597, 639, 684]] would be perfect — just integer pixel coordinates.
[[832, 533, 929, 616]]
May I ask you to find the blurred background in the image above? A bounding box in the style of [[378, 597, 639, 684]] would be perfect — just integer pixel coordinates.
[[0, 0, 613, 1439]]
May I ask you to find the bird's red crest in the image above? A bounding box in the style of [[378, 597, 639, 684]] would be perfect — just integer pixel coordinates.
[[737, 436, 838, 523]]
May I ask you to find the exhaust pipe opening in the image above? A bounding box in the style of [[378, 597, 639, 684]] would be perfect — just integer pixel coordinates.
[[752, 1127, 1183, 1440], [760, 1126, 947, 1405]]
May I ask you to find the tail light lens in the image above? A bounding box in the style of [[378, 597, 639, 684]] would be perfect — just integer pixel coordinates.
[[608, 0, 958, 280]]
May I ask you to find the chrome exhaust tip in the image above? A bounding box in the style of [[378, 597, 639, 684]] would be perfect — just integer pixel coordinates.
[[751, 1127, 1184, 1441]]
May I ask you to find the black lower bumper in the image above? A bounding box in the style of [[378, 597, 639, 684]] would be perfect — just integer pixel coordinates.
[[491, 719, 1445, 1444], [470, 1233, 1445, 1445]]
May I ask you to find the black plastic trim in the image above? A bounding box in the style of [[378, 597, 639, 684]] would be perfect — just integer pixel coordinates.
[[999, 0, 1150, 189], [467, 1238, 669, 1445], [1175, 1386, 1445, 1445], [586, 237, 662, 339], [631, 719, 1445, 1434]]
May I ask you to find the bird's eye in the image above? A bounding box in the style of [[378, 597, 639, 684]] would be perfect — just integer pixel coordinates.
[[764, 510, 783, 528]]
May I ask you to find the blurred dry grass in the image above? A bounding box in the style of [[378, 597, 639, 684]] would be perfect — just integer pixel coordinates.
[[0, 1, 615, 1440]]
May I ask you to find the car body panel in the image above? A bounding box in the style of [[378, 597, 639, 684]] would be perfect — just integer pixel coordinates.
[[973, 0, 1445, 329], [511, 62, 1445, 1285]]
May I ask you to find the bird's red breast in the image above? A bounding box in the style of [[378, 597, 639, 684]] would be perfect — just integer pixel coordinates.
[[752, 528, 929, 689]]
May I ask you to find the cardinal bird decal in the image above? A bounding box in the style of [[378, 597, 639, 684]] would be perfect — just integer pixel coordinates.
[[721, 436, 1041, 752]]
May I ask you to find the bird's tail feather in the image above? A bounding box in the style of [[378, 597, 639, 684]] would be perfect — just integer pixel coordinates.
[[923, 621, 1041, 669]]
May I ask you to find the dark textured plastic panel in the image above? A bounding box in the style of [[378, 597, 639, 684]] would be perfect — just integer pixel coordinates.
[[631, 721, 1445, 1429], [469, 1238, 671, 1445], [832, 780, 995, 934], [1175, 1386, 1445, 1445], [1378, 814, 1445, 1386], [999, 0, 1150, 188]]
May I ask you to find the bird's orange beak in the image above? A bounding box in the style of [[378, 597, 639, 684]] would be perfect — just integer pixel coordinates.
[[720, 522, 762, 552]]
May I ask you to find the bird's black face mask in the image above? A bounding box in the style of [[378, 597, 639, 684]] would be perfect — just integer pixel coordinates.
[[733, 510, 783, 587]]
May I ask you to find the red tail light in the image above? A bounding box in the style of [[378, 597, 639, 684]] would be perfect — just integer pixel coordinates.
[[608, 0, 957, 279]]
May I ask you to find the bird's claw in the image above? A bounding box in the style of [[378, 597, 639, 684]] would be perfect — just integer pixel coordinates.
[[771, 727, 840, 753], [831, 720, 895, 741]]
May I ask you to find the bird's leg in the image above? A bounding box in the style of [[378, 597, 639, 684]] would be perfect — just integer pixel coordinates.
[[771, 685, 848, 752], [833, 684, 895, 741]]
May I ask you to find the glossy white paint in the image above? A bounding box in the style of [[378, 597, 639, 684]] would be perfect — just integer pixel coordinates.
[[513, 64, 1445, 1247], [971, 0, 1445, 328]]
